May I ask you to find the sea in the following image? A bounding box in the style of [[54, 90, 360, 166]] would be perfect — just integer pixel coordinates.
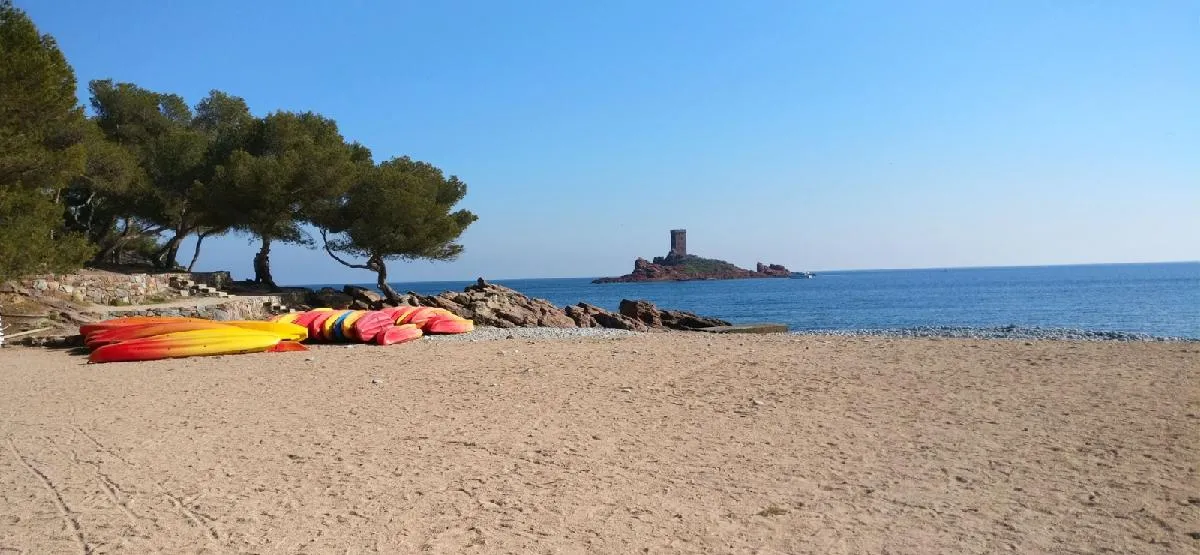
[[306, 262, 1200, 339]]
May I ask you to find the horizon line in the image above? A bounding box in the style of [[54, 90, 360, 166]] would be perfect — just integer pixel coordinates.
[[281, 259, 1198, 287]]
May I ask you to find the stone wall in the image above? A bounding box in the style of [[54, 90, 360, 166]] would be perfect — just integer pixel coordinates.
[[8, 272, 192, 306], [100, 295, 282, 321]]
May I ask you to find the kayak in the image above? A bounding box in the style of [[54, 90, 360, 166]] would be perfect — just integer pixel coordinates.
[[88, 328, 305, 363], [375, 324, 423, 345]]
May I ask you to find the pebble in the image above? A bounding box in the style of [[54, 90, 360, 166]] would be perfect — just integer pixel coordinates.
[[790, 325, 1194, 342], [411, 325, 1192, 344], [426, 327, 642, 342], [371, 378, 382, 385]]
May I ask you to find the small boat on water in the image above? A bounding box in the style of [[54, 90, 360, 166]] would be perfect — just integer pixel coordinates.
[[790, 271, 815, 279]]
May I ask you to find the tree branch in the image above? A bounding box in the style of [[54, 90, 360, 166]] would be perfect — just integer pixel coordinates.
[[320, 229, 371, 270]]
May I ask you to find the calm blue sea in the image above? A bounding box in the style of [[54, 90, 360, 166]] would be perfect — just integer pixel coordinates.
[[306, 262, 1200, 339]]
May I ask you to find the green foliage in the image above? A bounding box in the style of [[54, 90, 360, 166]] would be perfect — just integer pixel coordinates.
[[652, 254, 746, 276], [1, 3, 479, 284], [211, 111, 365, 286], [0, 189, 93, 280], [87, 82, 255, 268], [321, 156, 477, 299], [676, 255, 744, 274], [87, 80, 203, 268], [63, 120, 146, 246], [0, 0, 93, 279], [191, 89, 254, 230], [217, 111, 361, 240], [0, 0, 87, 192]]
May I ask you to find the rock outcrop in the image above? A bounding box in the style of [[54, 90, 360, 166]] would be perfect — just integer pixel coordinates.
[[312, 278, 729, 332], [395, 278, 577, 329], [564, 303, 648, 331], [344, 285, 385, 310], [756, 263, 791, 277], [618, 299, 731, 331], [306, 287, 353, 310], [594, 254, 792, 283]]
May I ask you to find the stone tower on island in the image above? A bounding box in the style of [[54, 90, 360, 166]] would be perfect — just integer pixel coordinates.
[[592, 227, 794, 282], [669, 229, 687, 258]]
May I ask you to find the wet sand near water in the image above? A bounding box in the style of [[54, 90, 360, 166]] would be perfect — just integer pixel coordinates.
[[0, 334, 1196, 553]]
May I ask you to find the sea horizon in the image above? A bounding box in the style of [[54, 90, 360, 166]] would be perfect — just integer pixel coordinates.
[[287, 259, 1200, 287], [293, 261, 1200, 339]]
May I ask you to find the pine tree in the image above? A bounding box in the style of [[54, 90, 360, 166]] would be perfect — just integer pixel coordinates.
[[0, 0, 93, 279]]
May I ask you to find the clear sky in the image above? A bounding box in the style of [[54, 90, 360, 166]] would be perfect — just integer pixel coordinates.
[[22, 0, 1199, 284]]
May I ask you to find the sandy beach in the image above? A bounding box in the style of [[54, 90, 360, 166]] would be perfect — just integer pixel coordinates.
[[0, 334, 1196, 554]]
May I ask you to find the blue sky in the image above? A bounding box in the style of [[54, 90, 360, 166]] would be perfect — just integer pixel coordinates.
[[24, 0, 1199, 284]]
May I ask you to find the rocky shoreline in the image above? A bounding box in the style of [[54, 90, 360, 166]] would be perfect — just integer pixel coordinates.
[[330, 278, 732, 332], [307, 283, 1198, 341], [413, 325, 1197, 342]]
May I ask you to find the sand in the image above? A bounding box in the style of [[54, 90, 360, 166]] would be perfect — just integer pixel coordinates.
[[0, 334, 1196, 554]]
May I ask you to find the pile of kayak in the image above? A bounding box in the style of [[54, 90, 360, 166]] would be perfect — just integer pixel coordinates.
[[81, 306, 474, 363], [268, 306, 473, 345]]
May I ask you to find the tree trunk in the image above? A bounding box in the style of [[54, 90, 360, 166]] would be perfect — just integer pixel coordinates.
[[92, 239, 123, 265], [368, 255, 400, 302], [153, 231, 186, 270], [91, 220, 163, 267], [92, 220, 134, 265], [253, 237, 277, 290], [186, 230, 212, 272]]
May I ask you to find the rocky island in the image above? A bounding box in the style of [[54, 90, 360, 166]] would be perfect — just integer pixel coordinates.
[[593, 229, 792, 284]]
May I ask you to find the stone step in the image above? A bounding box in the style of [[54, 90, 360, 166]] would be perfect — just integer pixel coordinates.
[[698, 323, 789, 334], [190, 285, 222, 296]]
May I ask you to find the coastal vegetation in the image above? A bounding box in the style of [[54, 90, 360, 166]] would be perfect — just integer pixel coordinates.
[[651, 254, 749, 276], [317, 156, 478, 302], [0, 1, 474, 285]]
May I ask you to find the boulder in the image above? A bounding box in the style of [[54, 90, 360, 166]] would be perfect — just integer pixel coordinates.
[[620, 298, 730, 331], [756, 263, 791, 277], [660, 309, 732, 330], [306, 287, 354, 309], [453, 279, 576, 328], [565, 303, 648, 331], [393, 278, 576, 329], [618, 299, 663, 328], [343, 285, 385, 309]]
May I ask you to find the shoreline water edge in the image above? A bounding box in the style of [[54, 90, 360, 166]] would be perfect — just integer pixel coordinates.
[[299, 262, 1199, 341], [420, 325, 1197, 343]]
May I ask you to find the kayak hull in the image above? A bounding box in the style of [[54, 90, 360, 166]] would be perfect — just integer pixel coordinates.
[[89, 329, 289, 363]]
